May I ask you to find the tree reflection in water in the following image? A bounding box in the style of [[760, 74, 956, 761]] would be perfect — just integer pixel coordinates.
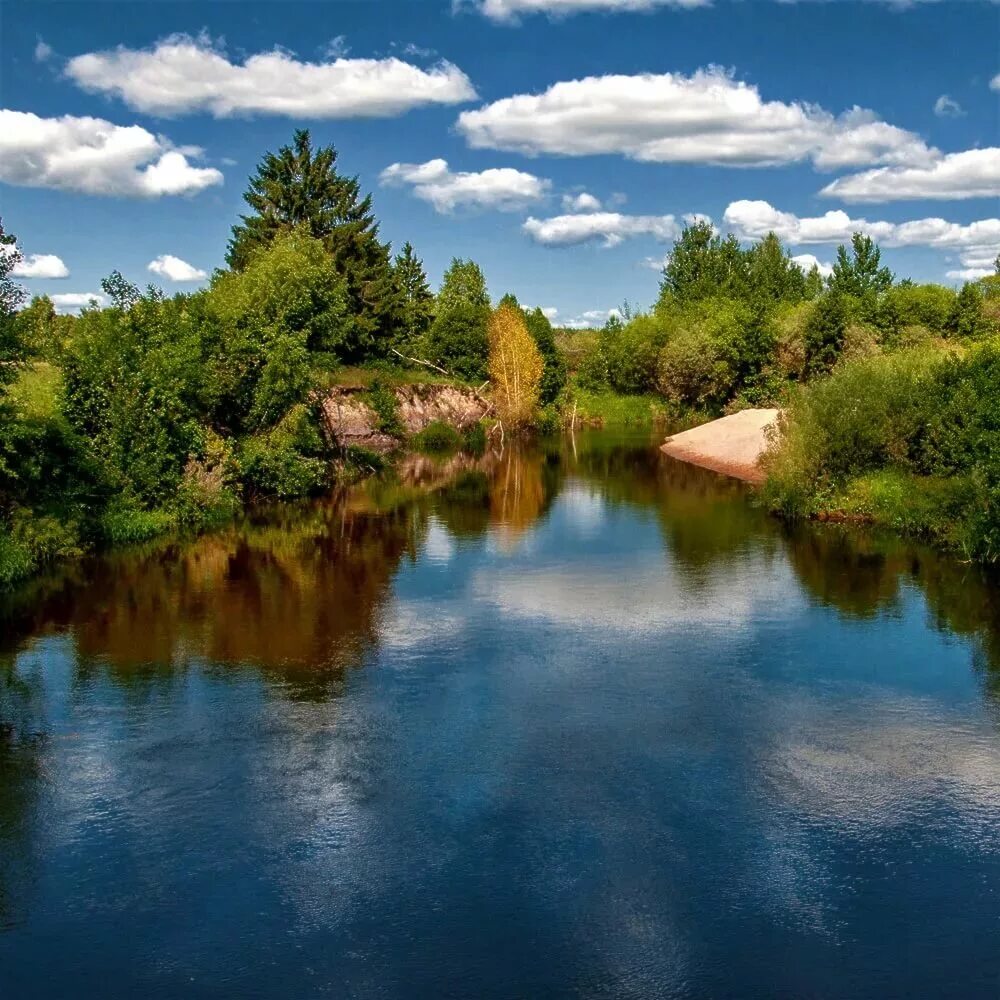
[[2, 431, 1000, 694]]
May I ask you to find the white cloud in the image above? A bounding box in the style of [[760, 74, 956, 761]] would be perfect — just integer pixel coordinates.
[[50, 292, 106, 314], [66, 33, 477, 118], [468, 0, 709, 22], [324, 35, 350, 58], [946, 267, 994, 281], [561, 191, 602, 212], [991, 74, 1000, 92], [933, 94, 964, 118], [556, 307, 621, 329], [379, 158, 548, 212], [0, 109, 223, 197], [523, 211, 680, 247], [791, 253, 833, 279], [821, 148, 1000, 202], [147, 254, 207, 282], [34, 39, 53, 62], [457, 67, 934, 169], [724, 199, 1000, 282], [12, 253, 69, 279], [466, 0, 976, 19]]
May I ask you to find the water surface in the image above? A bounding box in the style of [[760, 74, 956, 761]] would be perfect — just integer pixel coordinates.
[[2, 433, 1000, 998]]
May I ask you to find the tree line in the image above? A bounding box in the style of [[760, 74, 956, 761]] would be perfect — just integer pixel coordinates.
[[2, 127, 998, 583]]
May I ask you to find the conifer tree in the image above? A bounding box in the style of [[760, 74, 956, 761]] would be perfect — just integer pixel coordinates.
[[227, 130, 398, 360], [391, 242, 434, 348]]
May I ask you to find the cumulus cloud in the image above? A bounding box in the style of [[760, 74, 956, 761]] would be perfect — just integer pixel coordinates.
[[34, 38, 53, 62], [457, 67, 934, 169], [821, 148, 1000, 202], [466, 0, 968, 19], [523, 211, 680, 247], [147, 254, 207, 282], [379, 158, 549, 212], [468, 0, 708, 22], [933, 94, 964, 118], [557, 307, 621, 329], [66, 34, 477, 118], [791, 253, 833, 279], [0, 109, 223, 197], [991, 73, 1000, 92], [50, 292, 106, 314], [12, 253, 69, 279], [561, 191, 602, 211], [724, 199, 1000, 282]]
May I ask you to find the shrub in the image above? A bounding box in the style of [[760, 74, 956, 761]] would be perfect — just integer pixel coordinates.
[[238, 404, 330, 499], [364, 378, 404, 437], [882, 283, 956, 335], [413, 420, 462, 453], [462, 421, 487, 455], [804, 293, 853, 374], [99, 501, 175, 545]]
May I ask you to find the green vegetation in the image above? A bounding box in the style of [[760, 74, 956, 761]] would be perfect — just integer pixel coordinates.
[[763, 343, 1000, 560], [2, 127, 999, 586]]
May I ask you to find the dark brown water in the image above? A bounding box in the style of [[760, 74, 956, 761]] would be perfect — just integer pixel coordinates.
[[2, 432, 1000, 998]]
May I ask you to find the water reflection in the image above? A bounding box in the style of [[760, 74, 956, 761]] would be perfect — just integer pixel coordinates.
[[2, 431, 1000, 693], [2, 431, 1000, 997]]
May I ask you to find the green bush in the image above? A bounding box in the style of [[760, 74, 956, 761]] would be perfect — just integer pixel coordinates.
[[462, 421, 487, 455], [238, 405, 330, 499], [364, 378, 404, 437], [764, 339, 1000, 560], [425, 301, 490, 380], [412, 420, 462, 453]]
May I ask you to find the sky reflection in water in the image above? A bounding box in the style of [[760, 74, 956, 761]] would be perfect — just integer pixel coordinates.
[[2, 432, 1000, 998]]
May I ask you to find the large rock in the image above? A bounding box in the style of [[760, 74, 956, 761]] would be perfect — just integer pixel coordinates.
[[317, 383, 490, 453]]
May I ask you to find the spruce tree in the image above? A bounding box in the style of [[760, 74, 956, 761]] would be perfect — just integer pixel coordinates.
[[227, 130, 398, 361], [391, 242, 434, 349]]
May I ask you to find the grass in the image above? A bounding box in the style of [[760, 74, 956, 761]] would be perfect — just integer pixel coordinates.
[[564, 386, 680, 429]]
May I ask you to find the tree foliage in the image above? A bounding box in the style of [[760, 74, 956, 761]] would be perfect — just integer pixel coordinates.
[[391, 241, 434, 349], [488, 304, 543, 427], [829, 233, 894, 299], [227, 129, 397, 359]]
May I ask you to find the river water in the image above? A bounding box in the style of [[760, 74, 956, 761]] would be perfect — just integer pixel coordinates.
[[2, 432, 1000, 998]]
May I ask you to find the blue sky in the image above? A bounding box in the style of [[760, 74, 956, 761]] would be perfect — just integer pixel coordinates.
[[2, 0, 998, 324]]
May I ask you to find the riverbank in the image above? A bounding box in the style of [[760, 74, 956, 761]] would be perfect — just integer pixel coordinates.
[[660, 408, 780, 483]]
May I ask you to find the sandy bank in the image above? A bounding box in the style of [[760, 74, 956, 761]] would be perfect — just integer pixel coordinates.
[[660, 408, 780, 484]]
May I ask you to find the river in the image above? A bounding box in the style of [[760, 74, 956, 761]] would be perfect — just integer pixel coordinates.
[[2, 431, 999, 998]]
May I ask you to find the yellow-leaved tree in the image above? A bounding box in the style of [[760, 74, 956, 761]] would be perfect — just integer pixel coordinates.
[[487, 304, 543, 428]]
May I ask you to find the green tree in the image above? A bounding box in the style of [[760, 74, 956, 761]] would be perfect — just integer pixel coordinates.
[[425, 258, 491, 378], [658, 222, 748, 305], [207, 228, 349, 429], [426, 302, 490, 380], [100, 270, 141, 311], [804, 292, 852, 374], [949, 282, 985, 338], [803, 264, 825, 301], [391, 242, 434, 349], [524, 306, 567, 404], [829, 233, 893, 299], [0, 218, 25, 371], [226, 129, 398, 360], [745, 232, 806, 306], [437, 258, 490, 312]]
